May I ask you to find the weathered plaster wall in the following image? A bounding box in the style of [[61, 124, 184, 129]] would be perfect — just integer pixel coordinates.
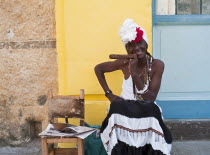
[[0, 0, 57, 146]]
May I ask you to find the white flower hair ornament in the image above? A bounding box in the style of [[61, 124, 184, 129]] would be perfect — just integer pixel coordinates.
[[119, 18, 148, 45]]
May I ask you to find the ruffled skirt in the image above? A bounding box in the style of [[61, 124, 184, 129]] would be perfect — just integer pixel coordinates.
[[100, 99, 172, 155]]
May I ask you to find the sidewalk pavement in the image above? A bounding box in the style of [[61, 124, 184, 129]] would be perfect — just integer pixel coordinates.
[[0, 139, 209, 155], [171, 141, 210, 155]]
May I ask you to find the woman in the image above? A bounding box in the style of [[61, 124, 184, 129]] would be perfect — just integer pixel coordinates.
[[94, 19, 172, 155]]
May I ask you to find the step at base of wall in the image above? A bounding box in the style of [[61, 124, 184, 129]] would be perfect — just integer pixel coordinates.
[[164, 119, 210, 141]]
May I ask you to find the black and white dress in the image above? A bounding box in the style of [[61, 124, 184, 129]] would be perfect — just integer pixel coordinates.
[[100, 75, 172, 155]]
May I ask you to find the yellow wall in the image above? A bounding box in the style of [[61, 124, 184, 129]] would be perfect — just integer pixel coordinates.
[[56, 0, 67, 94], [56, 0, 152, 126]]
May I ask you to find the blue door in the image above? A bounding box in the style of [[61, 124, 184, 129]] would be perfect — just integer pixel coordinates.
[[152, 0, 210, 118]]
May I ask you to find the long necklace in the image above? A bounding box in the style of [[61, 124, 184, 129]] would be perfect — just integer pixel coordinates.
[[138, 64, 147, 77], [132, 56, 153, 100]]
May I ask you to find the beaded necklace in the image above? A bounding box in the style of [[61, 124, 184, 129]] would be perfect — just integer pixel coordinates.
[[132, 56, 153, 100]]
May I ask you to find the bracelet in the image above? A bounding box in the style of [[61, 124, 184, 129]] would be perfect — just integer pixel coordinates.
[[105, 90, 112, 97]]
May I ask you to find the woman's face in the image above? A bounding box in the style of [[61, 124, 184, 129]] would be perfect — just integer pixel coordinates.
[[125, 40, 148, 59]]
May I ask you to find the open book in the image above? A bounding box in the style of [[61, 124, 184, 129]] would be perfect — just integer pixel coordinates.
[[39, 124, 97, 139]]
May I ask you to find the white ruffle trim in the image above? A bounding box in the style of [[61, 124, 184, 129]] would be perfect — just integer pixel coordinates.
[[101, 114, 171, 155]]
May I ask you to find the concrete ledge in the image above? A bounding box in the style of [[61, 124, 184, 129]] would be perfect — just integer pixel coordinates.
[[165, 119, 210, 141]]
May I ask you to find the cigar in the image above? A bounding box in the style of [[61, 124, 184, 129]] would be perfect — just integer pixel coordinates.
[[109, 54, 134, 59]]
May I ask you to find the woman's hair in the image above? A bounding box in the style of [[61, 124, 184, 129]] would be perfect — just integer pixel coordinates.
[[146, 51, 152, 57], [142, 39, 153, 59]]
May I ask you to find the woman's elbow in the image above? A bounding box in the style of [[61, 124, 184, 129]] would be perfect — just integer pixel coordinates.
[[94, 64, 100, 72], [94, 64, 103, 75]]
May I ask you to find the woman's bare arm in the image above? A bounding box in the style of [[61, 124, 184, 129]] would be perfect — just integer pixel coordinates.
[[94, 59, 126, 102], [132, 59, 164, 101]]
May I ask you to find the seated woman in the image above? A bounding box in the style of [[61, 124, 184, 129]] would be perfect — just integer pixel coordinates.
[[94, 18, 172, 155]]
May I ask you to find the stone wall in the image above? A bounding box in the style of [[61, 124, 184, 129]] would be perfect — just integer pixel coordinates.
[[0, 0, 57, 146]]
